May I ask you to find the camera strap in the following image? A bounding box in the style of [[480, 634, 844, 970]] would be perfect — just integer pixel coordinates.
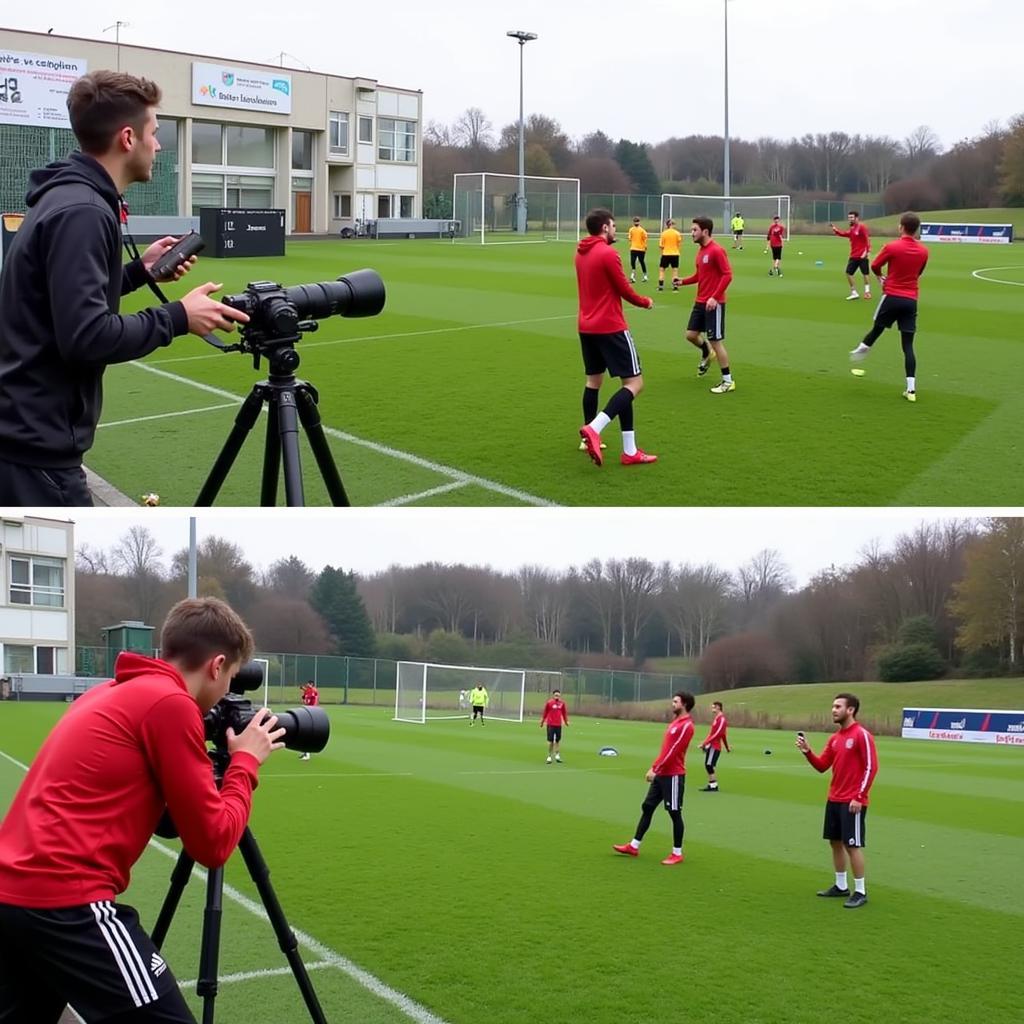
[[120, 199, 236, 352]]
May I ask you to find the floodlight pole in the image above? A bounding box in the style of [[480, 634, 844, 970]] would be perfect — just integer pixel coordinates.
[[723, 0, 731, 227], [507, 30, 538, 234]]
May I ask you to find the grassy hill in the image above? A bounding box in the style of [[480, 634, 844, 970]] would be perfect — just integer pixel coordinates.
[[698, 678, 1024, 734], [865, 207, 1023, 235]]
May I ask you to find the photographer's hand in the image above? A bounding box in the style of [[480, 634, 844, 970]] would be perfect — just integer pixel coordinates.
[[182, 282, 251, 337], [141, 236, 196, 282], [226, 707, 286, 764]]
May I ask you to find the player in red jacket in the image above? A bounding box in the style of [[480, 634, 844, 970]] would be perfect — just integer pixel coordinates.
[[299, 680, 320, 760], [540, 689, 570, 763], [848, 211, 930, 402], [0, 597, 285, 1022], [613, 692, 695, 865], [830, 210, 873, 300], [699, 699, 731, 791], [576, 207, 657, 468], [674, 217, 736, 394], [797, 692, 879, 909]]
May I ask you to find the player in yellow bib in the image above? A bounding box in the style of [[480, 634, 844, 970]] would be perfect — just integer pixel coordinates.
[[658, 219, 683, 291], [628, 218, 649, 283]]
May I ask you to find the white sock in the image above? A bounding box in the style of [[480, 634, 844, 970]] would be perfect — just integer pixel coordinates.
[[854, 343, 870, 354], [630, 839, 640, 850], [622, 431, 638, 456], [591, 412, 611, 433], [854, 877, 866, 895], [723, 373, 733, 383], [709, 781, 718, 788], [672, 847, 682, 856], [907, 377, 915, 392], [836, 871, 848, 889]]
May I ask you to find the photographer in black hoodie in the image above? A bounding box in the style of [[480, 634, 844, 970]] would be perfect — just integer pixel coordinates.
[[0, 70, 249, 506]]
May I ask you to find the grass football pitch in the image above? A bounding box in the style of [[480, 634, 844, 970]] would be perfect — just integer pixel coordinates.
[[2, 702, 1021, 1024], [94, 234, 1024, 505]]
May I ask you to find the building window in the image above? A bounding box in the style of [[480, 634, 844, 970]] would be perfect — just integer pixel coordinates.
[[192, 121, 223, 164], [226, 125, 275, 168], [378, 118, 416, 162], [400, 195, 415, 218], [358, 116, 373, 144], [191, 172, 224, 215], [329, 112, 349, 154], [9, 556, 65, 608], [292, 130, 313, 170], [226, 174, 275, 209], [1, 644, 67, 674], [377, 194, 391, 218], [333, 194, 352, 218]]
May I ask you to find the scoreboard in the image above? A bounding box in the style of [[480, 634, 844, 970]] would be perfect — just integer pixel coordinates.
[[199, 208, 286, 257]]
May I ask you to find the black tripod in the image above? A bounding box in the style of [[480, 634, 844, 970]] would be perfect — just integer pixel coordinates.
[[150, 752, 329, 1024], [195, 339, 350, 507]]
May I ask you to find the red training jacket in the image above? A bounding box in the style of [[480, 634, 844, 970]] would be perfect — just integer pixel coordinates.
[[701, 712, 730, 752], [871, 235, 929, 300], [302, 685, 319, 706], [678, 241, 733, 303], [832, 222, 871, 258], [652, 714, 694, 777], [541, 698, 569, 727], [767, 223, 786, 247], [0, 653, 260, 908], [575, 234, 651, 333], [803, 722, 878, 804]]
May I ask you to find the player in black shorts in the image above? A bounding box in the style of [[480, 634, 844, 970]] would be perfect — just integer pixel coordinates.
[[575, 208, 658, 467]]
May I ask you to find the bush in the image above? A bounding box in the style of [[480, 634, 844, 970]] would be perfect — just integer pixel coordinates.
[[877, 643, 946, 682], [375, 633, 421, 662], [896, 616, 939, 649], [698, 632, 792, 691], [424, 630, 471, 666], [882, 177, 943, 215]]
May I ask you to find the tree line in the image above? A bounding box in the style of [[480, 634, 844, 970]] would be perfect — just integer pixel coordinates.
[[423, 108, 1024, 213], [74, 519, 1024, 688]]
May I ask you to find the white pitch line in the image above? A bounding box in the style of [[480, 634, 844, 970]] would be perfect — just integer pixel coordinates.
[[971, 265, 1024, 287], [178, 962, 332, 990], [147, 313, 576, 366], [378, 481, 471, 506], [98, 403, 240, 429], [0, 746, 452, 1024], [128, 362, 557, 506]]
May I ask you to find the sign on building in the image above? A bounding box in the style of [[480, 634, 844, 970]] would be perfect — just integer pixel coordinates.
[[0, 50, 87, 129], [191, 62, 292, 115]]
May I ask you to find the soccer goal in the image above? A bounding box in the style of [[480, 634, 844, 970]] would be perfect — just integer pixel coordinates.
[[660, 193, 791, 241], [395, 661, 527, 723], [452, 172, 580, 244]]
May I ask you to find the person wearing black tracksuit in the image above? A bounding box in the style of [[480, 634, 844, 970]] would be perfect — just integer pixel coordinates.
[[0, 70, 247, 506]]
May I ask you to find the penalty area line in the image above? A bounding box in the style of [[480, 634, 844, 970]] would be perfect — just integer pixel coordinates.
[[127, 362, 557, 506], [98, 403, 239, 429], [971, 266, 1024, 287]]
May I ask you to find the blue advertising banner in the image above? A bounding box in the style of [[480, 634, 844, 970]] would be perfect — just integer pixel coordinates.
[[920, 223, 1013, 244], [902, 707, 1024, 745]]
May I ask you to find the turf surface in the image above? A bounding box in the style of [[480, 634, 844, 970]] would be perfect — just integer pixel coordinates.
[[92, 233, 1023, 505], [2, 701, 1021, 1024]]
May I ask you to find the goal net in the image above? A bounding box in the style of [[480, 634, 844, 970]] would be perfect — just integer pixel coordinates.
[[452, 172, 580, 244], [395, 661, 527, 723], [660, 194, 791, 242]]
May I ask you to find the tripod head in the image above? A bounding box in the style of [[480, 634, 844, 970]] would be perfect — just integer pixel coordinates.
[[217, 269, 386, 371]]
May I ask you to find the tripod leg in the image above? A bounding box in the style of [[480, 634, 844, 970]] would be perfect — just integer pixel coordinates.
[[196, 388, 266, 506], [151, 850, 196, 950], [295, 384, 350, 507], [275, 389, 306, 507], [197, 865, 226, 1024], [237, 828, 329, 1024], [261, 394, 282, 506]]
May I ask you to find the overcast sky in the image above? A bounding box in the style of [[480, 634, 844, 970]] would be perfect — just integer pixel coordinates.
[[8, 0, 1022, 148], [27, 508, 1000, 586]]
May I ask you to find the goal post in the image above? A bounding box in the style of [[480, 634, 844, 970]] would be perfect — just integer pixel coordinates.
[[660, 193, 791, 241], [452, 172, 580, 244], [394, 661, 527, 723]]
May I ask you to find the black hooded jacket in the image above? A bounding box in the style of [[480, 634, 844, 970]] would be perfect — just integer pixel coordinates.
[[0, 152, 189, 468]]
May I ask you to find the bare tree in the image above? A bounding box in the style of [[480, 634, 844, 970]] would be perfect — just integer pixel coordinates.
[[606, 558, 659, 658], [76, 544, 111, 575], [453, 107, 494, 151], [111, 527, 164, 624], [903, 125, 941, 165], [264, 555, 315, 601], [580, 559, 615, 654]]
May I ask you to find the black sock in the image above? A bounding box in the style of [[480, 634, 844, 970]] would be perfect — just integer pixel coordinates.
[[619, 399, 635, 433], [601, 387, 635, 424], [583, 386, 600, 423], [861, 323, 885, 348], [701, 341, 710, 359]]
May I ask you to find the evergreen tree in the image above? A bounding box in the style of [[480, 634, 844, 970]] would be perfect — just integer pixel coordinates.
[[614, 139, 661, 195], [309, 566, 377, 658]]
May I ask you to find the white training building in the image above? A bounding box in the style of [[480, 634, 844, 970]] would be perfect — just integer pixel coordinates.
[[0, 516, 75, 681], [0, 28, 423, 236]]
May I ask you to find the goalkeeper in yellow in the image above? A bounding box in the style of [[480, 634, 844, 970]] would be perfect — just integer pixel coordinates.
[[469, 683, 489, 726]]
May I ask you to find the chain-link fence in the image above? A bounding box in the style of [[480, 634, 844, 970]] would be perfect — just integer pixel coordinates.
[[74, 648, 703, 716]]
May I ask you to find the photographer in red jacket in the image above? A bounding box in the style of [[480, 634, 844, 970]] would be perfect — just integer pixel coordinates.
[[0, 597, 285, 1022]]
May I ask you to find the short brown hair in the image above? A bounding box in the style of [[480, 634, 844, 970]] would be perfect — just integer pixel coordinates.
[[585, 208, 614, 235], [67, 70, 161, 154], [835, 692, 860, 716], [711, 700, 723, 711], [900, 212, 921, 235], [848, 210, 860, 218], [674, 691, 695, 712], [161, 597, 254, 671], [692, 216, 714, 235]]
